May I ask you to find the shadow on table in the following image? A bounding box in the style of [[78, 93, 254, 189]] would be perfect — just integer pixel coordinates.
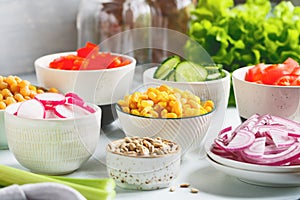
[[186, 166, 300, 199]]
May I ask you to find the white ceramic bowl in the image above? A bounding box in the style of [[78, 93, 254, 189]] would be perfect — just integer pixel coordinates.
[[232, 66, 300, 123], [116, 104, 214, 155], [34, 52, 136, 125], [143, 67, 231, 145], [106, 138, 181, 190], [5, 103, 101, 175], [207, 155, 300, 187]]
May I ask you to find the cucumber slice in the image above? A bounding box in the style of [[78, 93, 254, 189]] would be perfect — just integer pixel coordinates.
[[175, 61, 208, 82], [206, 73, 222, 80], [205, 66, 222, 75], [154, 55, 181, 79], [164, 70, 176, 81], [205, 65, 223, 80]]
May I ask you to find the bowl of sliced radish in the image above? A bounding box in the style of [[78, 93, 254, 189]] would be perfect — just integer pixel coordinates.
[[4, 92, 101, 175], [34, 45, 136, 126], [206, 113, 300, 187]]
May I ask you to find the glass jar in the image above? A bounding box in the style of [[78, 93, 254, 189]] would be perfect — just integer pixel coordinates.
[[77, 0, 152, 64], [149, 0, 195, 63]]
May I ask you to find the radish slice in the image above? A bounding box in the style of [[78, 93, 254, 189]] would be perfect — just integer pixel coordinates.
[[243, 137, 266, 158], [66, 97, 96, 113], [34, 93, 66, 109], [16, 99, 45, 119], [65, 92, 85, 102], [54, 104, 90, 118]]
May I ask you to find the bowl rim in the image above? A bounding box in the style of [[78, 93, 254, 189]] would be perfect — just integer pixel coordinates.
[[34, 51, 137, 73], [143, 66, 231, 85], [5, 102, 101, 121], [106, 138, 181, 158], [232, 65, 300, 89], [115, 103, 215, 120]]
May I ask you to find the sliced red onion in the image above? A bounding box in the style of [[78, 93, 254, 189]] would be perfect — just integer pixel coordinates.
[[210, 114, 300, 166], [268, 129, 296, 147], [243, 143, 300, 166], [243, 137, 266, 158], [222, 129, 255, 151]]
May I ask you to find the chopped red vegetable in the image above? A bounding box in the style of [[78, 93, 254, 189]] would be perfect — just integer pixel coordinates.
[[211, 114, 300, 166], [49, 42, 131, 70], [245, 58, 300, 86]]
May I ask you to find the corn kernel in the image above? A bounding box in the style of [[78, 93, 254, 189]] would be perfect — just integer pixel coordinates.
[[204, 100, 214, 109], [188, 99, 200, 109], [131, 109, 140, 116], [166, 113, 177, 118], [122, 107, 130, 113], [158, 84, 171, 92], [141, 106, 153, 115], [161, 109, 168, 118], [118, 99, 128, 107], [141, 100, 154, 107]]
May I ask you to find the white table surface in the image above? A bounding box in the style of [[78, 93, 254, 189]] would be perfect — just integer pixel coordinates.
[[1, 73, 300, 200]]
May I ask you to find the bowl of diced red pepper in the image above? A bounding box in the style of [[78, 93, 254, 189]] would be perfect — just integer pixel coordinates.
[[34, 42, 136, 125], [232, 58, 300, 123]]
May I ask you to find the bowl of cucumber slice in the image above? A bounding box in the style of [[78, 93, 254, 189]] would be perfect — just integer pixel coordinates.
[[143, 55, 231, 148]]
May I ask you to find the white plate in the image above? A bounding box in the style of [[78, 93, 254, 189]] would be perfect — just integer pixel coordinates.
[[207, 154, 300, 187], [205, 142, 300, 173]]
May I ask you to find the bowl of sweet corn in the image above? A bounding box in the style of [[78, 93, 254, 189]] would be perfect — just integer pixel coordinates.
[[0, 75, 58, 149], [143, 67, 231, 147], [116, 84, 215, 154]]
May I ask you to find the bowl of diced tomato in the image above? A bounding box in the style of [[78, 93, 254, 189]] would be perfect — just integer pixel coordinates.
[[34, 42, 136, 125], [232, 58, 300, 123]]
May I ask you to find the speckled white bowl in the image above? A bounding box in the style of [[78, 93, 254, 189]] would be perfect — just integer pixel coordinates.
[[116, 104, 214, 155], [106, 139, 181, 190], [232, 66, 300, 122], [5, 103, 101, 175]]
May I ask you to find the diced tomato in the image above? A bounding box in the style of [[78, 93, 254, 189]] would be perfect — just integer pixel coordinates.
[[245, 63, 267, 82], [275, 76, 296, 86], [284, 57, 299, 69], [77, 42, 100, 58], [291, 67, 300, 76], [261, 64, 291, 85], [245, 58, 300, 86], [49, 42, 131, 71], [292, 77, 300, 86]]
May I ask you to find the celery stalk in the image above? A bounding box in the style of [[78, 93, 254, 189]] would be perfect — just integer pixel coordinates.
[[47, 176, 115, 192], [0, 164, 116, 200]]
